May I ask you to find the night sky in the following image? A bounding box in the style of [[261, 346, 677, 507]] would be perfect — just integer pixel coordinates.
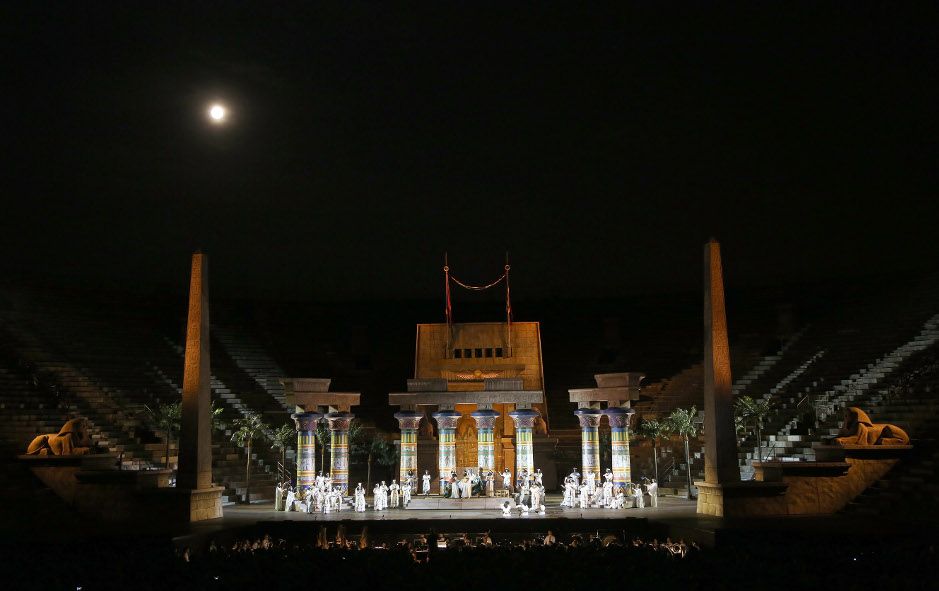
[[4, 4, 937, 301]]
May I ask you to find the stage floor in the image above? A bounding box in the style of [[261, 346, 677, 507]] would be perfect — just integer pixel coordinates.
[[225, 494, 696, 522]]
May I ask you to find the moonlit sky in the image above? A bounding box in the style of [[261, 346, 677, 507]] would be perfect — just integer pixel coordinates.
[[3, 4, 937, 300]]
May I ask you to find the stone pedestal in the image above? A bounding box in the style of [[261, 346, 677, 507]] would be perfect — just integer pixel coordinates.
[[695, 481, 788, 517], [171, 486, 225, 522]]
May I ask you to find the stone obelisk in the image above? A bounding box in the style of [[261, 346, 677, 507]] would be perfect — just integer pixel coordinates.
[[701, 239, 740, 485], [175, 252, 223, 520]]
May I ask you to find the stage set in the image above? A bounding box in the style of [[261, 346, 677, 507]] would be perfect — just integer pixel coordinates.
[[20, 243, 915, 540], [276, 259, 654, 520]]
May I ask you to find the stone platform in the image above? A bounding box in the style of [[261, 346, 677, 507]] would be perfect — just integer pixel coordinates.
[[406, 496, 515, 510]]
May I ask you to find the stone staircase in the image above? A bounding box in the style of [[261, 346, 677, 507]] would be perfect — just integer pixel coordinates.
[[213, 324, 291, 411], [742, 314, 939, 465]]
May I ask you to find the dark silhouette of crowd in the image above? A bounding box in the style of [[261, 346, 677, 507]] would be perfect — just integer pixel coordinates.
[[4, 528, 936, 591]]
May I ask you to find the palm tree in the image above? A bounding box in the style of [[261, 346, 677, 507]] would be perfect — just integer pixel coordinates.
[[364, 435, 398, 491], [144, 401, 181, 469], [230, 412, 269, 504], [210, 401, 226, 431], [315, 421, 330, 475], [637, 419, 670, 483], [269, 423, 295, 477], [665, 406, 699, 499], [734, 395, 775, 464]]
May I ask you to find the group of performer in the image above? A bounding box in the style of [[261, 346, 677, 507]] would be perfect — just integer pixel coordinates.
[[275, 466, 660, 515], [365, 477, 412, 511], [276, 471, 347, 514], [559, 468, 658, 510]]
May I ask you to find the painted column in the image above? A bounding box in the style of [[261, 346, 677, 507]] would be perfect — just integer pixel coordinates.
[[604, 407, 635, 488], [471, 409, 500, 473], [508, 408, 539, 477], [574, 408, 602, 486], [291, 411, 323, 489], [394, 410, 422, 492], [325, 411, 353, 495], [432, 410, 461, 493]]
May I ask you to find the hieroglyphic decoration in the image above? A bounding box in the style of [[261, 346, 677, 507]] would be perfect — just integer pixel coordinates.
[[471, 409, 499, 471], [605, 407, 634, 487], [575, 409, 603, 485], [433, 410, 461, 489], [394, 411, 422, 491], [326, 412, 353, 494], [292, 412, 322, 488], [509, 409, 539, 476]]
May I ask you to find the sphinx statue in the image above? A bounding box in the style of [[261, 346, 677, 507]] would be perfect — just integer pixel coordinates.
[[26, 418, 94, 455], [834, 407, 910, 446]]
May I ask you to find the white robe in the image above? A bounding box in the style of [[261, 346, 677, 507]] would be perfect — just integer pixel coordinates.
[[402, 485, 411, 506], [422, 474, 431, 494], [390, 485, 400, 508], [602, 481, 613, 507], [501, 471, 512, 490], [274, 486, 284, 511], [284, 490, 296, 512], [648, 482, 658, 507]]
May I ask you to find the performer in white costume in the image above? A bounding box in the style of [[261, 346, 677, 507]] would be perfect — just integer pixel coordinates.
[[461, 472, 472, 498], [604, 468, 614, 484], [373, 484, 383, 510], [585, 470, 596, 495], [632, 484, 645, 508], [648, 479, 658, 508], [274, 482, 284, 511], [602, 479, 613, 507], [422, 470, 432, 495], [389, 480, 400, 508], [569, 468, 581, 487], [379, 481, 389, 508], [610, 489, 626, 509], [579, 484, 589, 509], [501, 468, 512, 491], [284, 487, 296, 512], [534, 468, 543, 487], [485, 470, 495, 497], [402, 480, 411, 506], [501, 501, 512, 516], [530, 483, 542, 510], [561, 477, 575, 507], [354, 483, 366, 512]]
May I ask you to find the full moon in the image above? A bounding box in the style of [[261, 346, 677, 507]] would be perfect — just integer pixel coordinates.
[[208, 104, 226, 122]]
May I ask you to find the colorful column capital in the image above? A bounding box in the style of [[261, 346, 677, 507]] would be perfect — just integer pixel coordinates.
[[574, 408, 603, 428], [325, 411, 354, 431], [292, 411, 323, 432], [508, 408, 540, 429], [470, 408, 500, 430], [603, 407, 635, 429], [394, 410, 423, 431]]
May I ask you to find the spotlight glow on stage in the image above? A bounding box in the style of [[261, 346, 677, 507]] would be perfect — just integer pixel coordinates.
[[208, 104, 227, 123]]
